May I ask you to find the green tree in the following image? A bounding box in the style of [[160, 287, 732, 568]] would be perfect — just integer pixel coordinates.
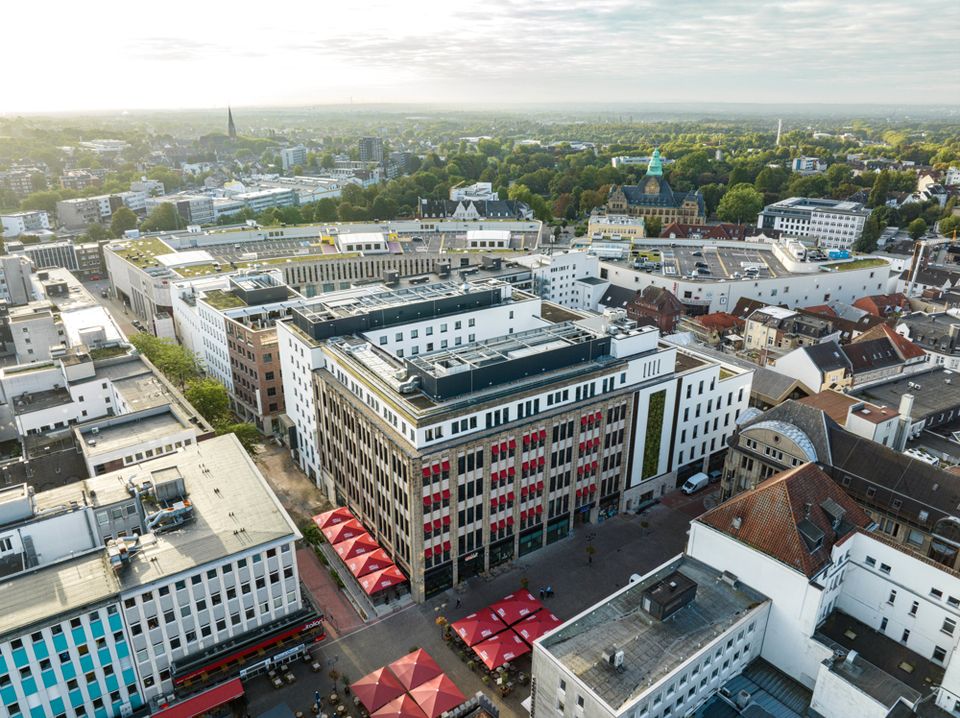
[[868, 171, 891, 208], [700, 183, 726, 216], [717, 184, 764, 224], [754, 167, 788, 195], [141, 203, 181, 232], [908, 218, 928, 240], [184, 378, 231, 425], [109, 207, 138, 237], [20, 191, 62, 215], [645, 216, 662, 237], [371, 195, 398, 220], [129, 333, 199, 387], [82, 224, 111, 241], [854, 214, 882, 253], [939, 215, 960, 238]]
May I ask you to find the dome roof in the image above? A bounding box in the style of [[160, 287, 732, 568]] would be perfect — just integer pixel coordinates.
[[743, 420, 818, 462]]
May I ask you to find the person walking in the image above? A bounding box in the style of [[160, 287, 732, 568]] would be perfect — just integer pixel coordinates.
[[455, 598, 461, 608]]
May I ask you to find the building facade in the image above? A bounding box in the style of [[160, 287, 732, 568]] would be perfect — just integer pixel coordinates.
[[604, 150, 705, 226], [758, 197, 870, 250]]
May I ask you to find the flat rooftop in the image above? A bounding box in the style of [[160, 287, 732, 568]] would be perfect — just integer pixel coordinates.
[[78, 408, 191, 457], [0, 435, 297, 638], [815, 610, 939, 705], [854, 369, 960, 420], [540, 556, 769, 713], [602, 243, 790, 281]]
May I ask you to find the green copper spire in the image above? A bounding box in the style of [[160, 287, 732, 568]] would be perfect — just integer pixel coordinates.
[[646, 148, 663, 176]]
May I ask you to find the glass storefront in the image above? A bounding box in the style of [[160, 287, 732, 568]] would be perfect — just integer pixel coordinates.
[[424, 563, 453, 599], [546, 516, 570, 544], [457, 550, 485, 582], [598, 495, 619, 522], [490, 537, 514, 567], [519, 527, 544, 557]]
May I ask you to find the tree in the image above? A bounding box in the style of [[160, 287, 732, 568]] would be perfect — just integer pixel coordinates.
[[184, 378, 231, 425], [717, 184, 764, 224], [908, 218, 928, 240], [141, 203, 181, 232], [82, 224, 111, 241], [217, 422, 260, 454], [110, 207, 138, 237], [939, 215, 960, 238], [20, 190, 62, 215], [868, 170, 891, 208], [754, 167, 788, 196], [700, 183, 726, 216], [129, 333, 199, 387], [854, 214, 882, 253], [645, 216, 662, 237]]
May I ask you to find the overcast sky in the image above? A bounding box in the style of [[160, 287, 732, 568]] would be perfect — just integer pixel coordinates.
[[4, 0, 957, 113]]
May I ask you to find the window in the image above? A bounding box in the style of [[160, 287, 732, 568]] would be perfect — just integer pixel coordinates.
[[910, 601, 919, 616], [865, 556, 876, 567], [879, 563, 891, 574], [931, 588, 943, 600], [933, 646, 947, 663], [888, 589, 897, 605], [901, 629, 911, 643], [942, 618, 956, 636]]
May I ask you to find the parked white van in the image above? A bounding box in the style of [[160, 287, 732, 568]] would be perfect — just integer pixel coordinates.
[[681, 472, 709, 495]]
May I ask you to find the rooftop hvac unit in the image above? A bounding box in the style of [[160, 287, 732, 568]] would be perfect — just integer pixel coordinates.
[[601, 646, 625, 670]]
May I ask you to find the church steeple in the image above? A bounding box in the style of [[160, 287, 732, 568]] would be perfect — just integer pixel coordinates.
[[645, 148, 663, 177], [227, 107, 236, 140]]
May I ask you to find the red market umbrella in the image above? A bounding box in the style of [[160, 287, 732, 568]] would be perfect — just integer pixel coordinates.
[[370, 694, 428, 718], [351, 667, 405, 713], [346, 548, 394, 578], [359, 565, 407, 595], [322, 518, 366, 545], [514, 611, 563, 644], [333, 533, 379, 561], [490, 590, 542, 625], [313, 506, 353, 530], [473, 631, 531, 670], [409, 674, 466, 718], [450, 610, 505, 647], [388, 649, 443, 691]]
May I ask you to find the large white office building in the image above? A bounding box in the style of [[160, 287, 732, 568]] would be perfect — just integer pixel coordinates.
[[758, 197, 870, 250]]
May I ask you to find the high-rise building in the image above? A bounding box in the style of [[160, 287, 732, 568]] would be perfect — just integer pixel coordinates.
[[227, 107, 236, 139], [280, 145, 308, 172], [757, 197, 870, 250], [278, 279, 752, 601], [358, 136, 384, 164]]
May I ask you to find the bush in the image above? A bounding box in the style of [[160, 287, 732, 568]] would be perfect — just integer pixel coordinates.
[[329, 568, 345, 588]]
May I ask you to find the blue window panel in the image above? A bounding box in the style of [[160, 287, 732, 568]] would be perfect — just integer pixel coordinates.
[[80, 654, 95, 673], [21, 677, 37, 696], [94, 708, 108, 718], [115, 642, 129, 659], [105, 674, 118, 692], [0, 655, 5, 673], [49, 697, 64, 715], [87, 680, 102, 699], [42, 669, 59, 688], [72, 627, 87, 645], [98, 648, 112, 666], [1, 685, 18, 705], [129, 694, 143, 709], [122, 669, 136, 686], [30, 705, 45, 718], [61, 662, 77, 680], [31, 642, 48, 660], [90, 621, 104, 639], [12, 648, 29, 668], [70, 689, 86, 708], [53, 634, 68, 653], [108, 614, 123, 632]]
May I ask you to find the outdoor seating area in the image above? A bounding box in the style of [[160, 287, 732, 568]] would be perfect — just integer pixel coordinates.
[[442, 589, 560, 697], [313, 508, 409, 604], [350, 649, 467, 718]]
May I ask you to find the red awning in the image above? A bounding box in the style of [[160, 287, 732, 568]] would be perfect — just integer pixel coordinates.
[[519, 510, 527, 520], [433, 545, 443, 556], [490, 522, 498, 532], [514, 611, 563, 645], [507, 491, 515, 502], [580, 416, 587, 425], [520, 486, 528, 496], [322, 518, 365, 545], [595, 410, 602, 420], [500, 442, 507, 452], [473, 631, 531, 670], [523, 434, 530, 444], [521, 461, 529, 471], [441, 460, 450, 471], [507, 467, 516, 476], [441, 489, 451, 500], [352, 667, 406, 713], [536, 505, 543, 514], [589, 484, 597, 493], [422, 495, 432, 506], [389, 649, 443, 691], [424, 549, 431, 559], [498, 520, 506, 530], [370, 694, 428, 718], [506, 516, 514, 526], [490, 500, 497, 510], [508, 439, 516, 449], [575, 488, 582, 497], [577, 466, 584, 475], [442, 516, 451, 526], [313, 507, 353, 530], [432, 492, 441, 504], [443, 540, 451, 551], [152, 678, 244, 718], [490, 590, 543, 625], [432, 464, 441, 474], [423, 522, 432, 534], [334, 534, 380, 560], [432, 519, 442, 531], [359, 565, 407, 595], [499, 469, 508, 481], [537, 456, 545, 466], [539, 429, 546, 439], [422, 468, 431, 479], [409, 673, 467, 718], [491, 444, 499, 454], [578, 441, 585, 452], [498, 495, 507, 505], [347, 548, 393, 578], [536, 480, 544, 491], [451, 610, 506, 647]]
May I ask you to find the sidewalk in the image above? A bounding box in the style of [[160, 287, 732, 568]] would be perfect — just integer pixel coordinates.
[[297, 547, 364, 639]]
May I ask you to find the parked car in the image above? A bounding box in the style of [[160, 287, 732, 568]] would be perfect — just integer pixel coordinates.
[[681, 472, 710, 494]]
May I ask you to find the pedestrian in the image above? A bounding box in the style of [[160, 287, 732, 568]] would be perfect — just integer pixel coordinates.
[[456, 598, 461, 608], [539, 588, 545, 599]]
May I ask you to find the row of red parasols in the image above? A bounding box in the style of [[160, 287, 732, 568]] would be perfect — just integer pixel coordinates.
[[450, 590, 562, 670], [313, 508, 407, 596], [350, 649, 465, 718]]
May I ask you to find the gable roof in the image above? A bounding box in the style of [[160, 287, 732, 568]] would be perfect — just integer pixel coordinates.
[[854, 323, 926, 361], [841, 337, 902, 373], [636, 285, 682, 312], [852, 293, 909, 317], [802, 341, 853, 373], [698, 463, 872, 577], [691, 312, 743, 332], [598, 285, 637, 309]]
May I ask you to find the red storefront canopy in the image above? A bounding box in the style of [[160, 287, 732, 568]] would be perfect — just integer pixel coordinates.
[[370, 694, 428, 718], [489, 590, 543, 625], [152, 678, 243, 718], [322, 518, 365, 545], [333, 533, 379, 560], [409, 674, 467, 718], [359, 565, 407, 595], [313, 506, 353, 530], [513, 611, 563, 644], [351, 667, 406, 713], [388, 648, 443, 691], [473, 631, 531, 670], [345, 548, 393, 578], [450, 610, 506, 647]]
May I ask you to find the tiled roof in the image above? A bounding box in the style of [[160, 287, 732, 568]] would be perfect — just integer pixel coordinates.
[[842, 337, 902, 372], [853, 323, 926, 360], [693, 312, 743, 332], [698, 463, 872, 577]]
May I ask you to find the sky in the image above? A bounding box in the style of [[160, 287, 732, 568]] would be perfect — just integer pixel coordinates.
[[4, 0, 958, 113]]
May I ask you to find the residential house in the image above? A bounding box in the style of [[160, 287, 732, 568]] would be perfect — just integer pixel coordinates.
[[626, 285, 683, 333]]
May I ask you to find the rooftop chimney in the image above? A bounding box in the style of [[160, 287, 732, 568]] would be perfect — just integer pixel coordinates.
[[899, 393, 915, 419]]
